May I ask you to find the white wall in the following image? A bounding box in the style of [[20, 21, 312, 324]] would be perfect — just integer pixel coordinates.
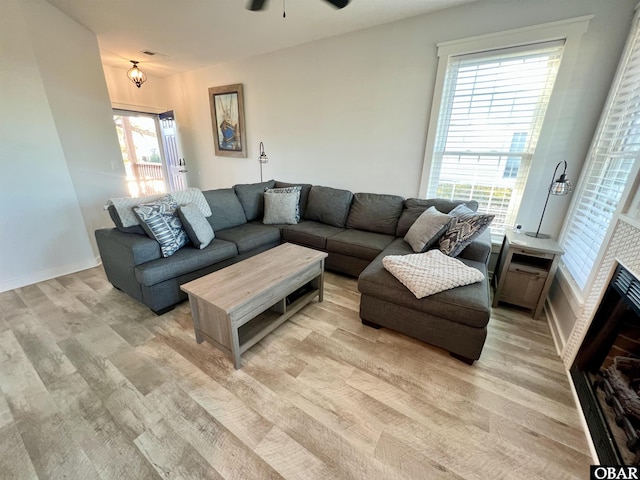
[[0, 0, 127, 292], [166, 0, 635, 239]]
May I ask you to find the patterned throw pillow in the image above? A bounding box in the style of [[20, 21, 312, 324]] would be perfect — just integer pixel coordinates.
[[133, 195, 188, 257], [404, 206, 453, 253], [263, 190, 300, 224], [265, 185, 302, 222], [177, 203, 214, 249], [439, 204, 494, 257]]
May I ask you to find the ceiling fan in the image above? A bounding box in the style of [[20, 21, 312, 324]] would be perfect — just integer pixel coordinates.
[[247, 0, 350, 12]]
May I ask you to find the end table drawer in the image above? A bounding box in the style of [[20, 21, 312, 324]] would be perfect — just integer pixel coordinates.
[[508, 263, 549, 278]]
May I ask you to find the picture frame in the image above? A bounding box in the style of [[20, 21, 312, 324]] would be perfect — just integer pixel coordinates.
[[208, 83, 247, 158]]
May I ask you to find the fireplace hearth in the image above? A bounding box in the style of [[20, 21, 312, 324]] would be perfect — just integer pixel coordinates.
[[571, 263, 640, 465]]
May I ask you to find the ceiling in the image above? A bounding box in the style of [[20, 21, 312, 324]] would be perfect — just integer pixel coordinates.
[[46, 0, 477, 77]]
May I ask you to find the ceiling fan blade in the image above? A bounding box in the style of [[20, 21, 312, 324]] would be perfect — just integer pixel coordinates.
[[248, 0, 268, 11], [323, 0, 350, 8]]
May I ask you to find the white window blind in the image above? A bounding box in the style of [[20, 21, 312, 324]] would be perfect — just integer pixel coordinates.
[[427, 41, 565, 237], [561, 15, 640, 291]]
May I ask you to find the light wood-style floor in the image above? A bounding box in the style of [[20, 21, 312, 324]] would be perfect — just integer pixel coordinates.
[[0, 266, 591, 479]]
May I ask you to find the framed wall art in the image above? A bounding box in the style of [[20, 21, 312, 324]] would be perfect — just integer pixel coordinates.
[[208, 83, 247, 158]]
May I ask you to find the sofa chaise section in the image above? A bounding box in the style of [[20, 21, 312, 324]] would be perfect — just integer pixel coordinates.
[[358, 230, 492, 364]]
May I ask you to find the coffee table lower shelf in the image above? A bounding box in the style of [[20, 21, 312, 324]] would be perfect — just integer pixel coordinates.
[[189, 282, 321, 369], [237, 288, 319, 354]]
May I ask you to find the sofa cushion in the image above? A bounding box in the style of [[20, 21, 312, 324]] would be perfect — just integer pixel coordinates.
[[177, 203, 215, 249], [263, 190, 300, 225], [133, 195, 189, 258], [326, 229, 395, 261], [404, 206, 453, 253], [396, 198, 479, 237], [281, 221, 345, 250], [234, 180, 276, 221], [135, 239, 238, 287], [358, 238, 490, 329], [439, 204, 495, 257], [202, 188, 247, 231], [346, 192, 404, 235], [304, 186, 353, 228], [275, 181, 312, 217], [215, 223, 281, 254]]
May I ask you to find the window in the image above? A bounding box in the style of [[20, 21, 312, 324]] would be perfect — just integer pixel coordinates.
[[560, 14, 640, 291], [426, 41, 564, 237]]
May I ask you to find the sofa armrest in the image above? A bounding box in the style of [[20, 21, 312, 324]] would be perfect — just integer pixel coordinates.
[[95, 228, 161, 303], [457, 228, 491, 266], [96, 228, 161, 266]]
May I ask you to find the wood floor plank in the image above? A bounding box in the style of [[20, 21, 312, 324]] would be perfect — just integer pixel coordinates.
[[0, 423, 39, 480], [0, 391, 12, 429], [303, 327, 589, 453], [0, 267, 593, 479], [254, 426, 344, 480], [374, 431, 466, 480], [0, 330, 100, 479], [134, 418, 225, 480], [48, 371, 162, 480], [11, 309, 77, 387], [58, 337, 161, 439], [146, 381, 284, 480], [138, 337, 275, 450]]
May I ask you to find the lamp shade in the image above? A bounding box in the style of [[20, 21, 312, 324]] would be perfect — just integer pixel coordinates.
[[258, 141, 268, 182], [550, 174, 572, 195], [127, 61, 147, 88]]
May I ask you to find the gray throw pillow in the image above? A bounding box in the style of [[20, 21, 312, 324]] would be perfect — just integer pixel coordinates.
[[177, 203, 215, 249], [133, 194, 188, 257], [404, 206, 453, 253], [265, 185, 302, 222], [263, 191, 300, 225], [439, 204, 495, 257]]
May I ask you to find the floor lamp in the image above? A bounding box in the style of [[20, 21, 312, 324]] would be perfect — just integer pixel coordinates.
[[526, 160, 572, 239], [258, 141, 268, 182]]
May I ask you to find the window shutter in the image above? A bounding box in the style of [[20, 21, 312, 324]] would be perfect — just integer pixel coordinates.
[[561, 15, 640, 291], [427, 41, 565, 238]]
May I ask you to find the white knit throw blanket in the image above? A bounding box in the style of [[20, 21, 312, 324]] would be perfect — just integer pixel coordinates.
[[383, 249, 484, 299], [105, 188, 212, 227]]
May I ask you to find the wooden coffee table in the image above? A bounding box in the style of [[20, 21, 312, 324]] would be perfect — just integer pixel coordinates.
[[180, 243, 327, 368]]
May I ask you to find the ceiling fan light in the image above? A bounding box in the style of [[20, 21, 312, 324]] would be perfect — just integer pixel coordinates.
[[127, 60, 147, 88]]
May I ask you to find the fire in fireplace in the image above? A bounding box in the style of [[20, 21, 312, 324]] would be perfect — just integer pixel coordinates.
[[571, 263, 640, 465]]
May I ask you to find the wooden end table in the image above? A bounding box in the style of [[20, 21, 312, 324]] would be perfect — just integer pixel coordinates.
[[180, 243, 327, 368], [493, 230, 564, 319]]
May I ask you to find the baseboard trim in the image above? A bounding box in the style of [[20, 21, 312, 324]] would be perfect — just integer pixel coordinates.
[[0, 258, 100, 293], [545, 299, 566, 356]]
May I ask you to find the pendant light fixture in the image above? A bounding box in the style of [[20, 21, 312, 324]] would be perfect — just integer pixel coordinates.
[[127, 60, 147, 88]]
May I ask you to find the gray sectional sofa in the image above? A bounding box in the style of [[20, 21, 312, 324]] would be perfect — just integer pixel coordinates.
[[95, 180, 492, 363]]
